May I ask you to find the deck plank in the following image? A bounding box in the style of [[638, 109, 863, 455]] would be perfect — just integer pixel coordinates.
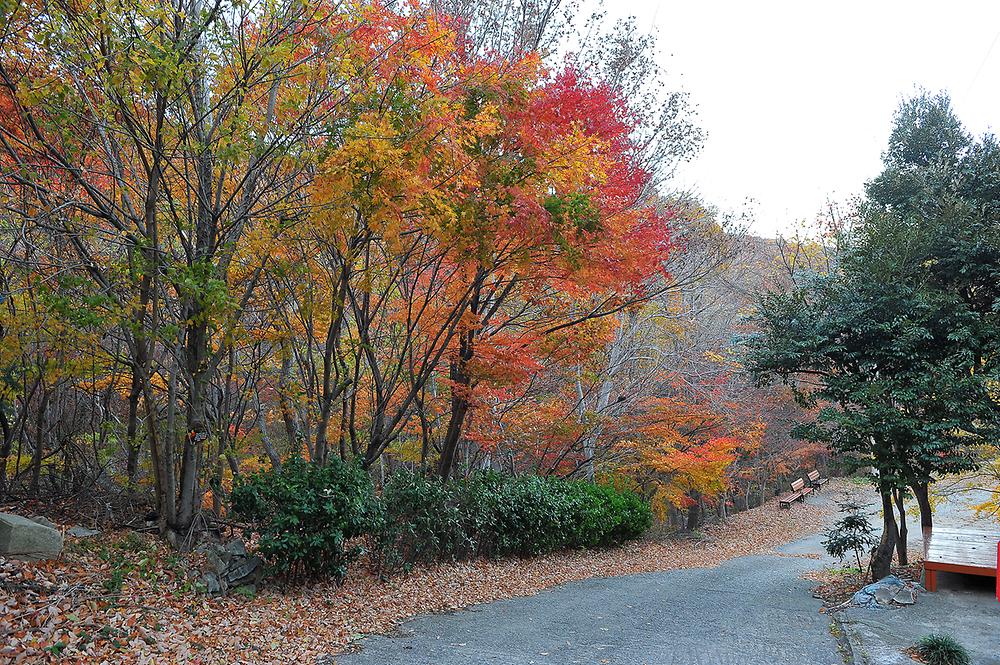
[[923, 526, 999, 573]]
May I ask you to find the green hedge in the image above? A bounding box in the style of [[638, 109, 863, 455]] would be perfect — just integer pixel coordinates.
[[229, 456, 375, 582], [371, 471, 651, 573], [230, 463, 652, 582]]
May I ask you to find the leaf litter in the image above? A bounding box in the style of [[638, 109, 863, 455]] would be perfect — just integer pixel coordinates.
[[1, 489, 834, 664]]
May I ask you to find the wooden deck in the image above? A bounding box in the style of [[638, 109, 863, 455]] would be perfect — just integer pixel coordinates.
[[922, 526, 1000, 591]]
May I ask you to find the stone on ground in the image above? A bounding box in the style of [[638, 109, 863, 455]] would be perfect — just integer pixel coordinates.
[[851, 575, 924, 608], [0, 513, 63, 561], [29, 516, 57, 529], [198, 539, 262, 595]]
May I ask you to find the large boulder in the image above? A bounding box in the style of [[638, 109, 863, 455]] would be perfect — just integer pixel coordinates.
[[0, 513, 63, 561]]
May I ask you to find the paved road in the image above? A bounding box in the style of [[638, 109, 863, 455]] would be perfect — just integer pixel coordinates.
[[335, 532, 844, 665]]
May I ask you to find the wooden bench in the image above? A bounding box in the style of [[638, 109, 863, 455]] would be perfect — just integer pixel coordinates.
[[923, 526, 1000, 591], [778, 478, 813, 509], [807, 469, 829, 490]]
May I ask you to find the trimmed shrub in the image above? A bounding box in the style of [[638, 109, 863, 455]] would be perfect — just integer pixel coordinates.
[[372, 471, 651, 574], [369, 472, 481, 570], [230, 456, 375, 583], [914, 634, 971, 665]]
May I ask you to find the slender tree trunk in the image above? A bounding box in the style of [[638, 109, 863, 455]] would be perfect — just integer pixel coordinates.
[[871, 486, 898, 581], [437, 274, 487, 480], [0, 408, 10, 500], [157, 349, 180, 532], [29, 385, 49, 496], [912, 482, 933, 529], [314, 265, 349, 466], [177, 318, 210, 541], [338, 387, 351, 462], [125, 363, 143, 486], [255, 396, 282, 469], [211, 432, 225, 516], [575, 371, 595, 481], [438, 332, 473, 480], [893, 487, 908, 565], [686, 492, 703, 530], [0, 317, 8, 498], [278, 339, 301, 453], [438, 379, 469, 480]]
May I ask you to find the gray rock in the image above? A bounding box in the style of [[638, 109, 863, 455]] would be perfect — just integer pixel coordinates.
[[851, 575, 923, 609], [873, 586, 896, 605], [67, 526, 100, 538], [224, 538, 248, 557], [0, 513, 63, 560], [201, 571, 223, 595], [223, 555, 263, 586], [204, 544, 229, 574], [194, 539, 222, 556], [199, 539, 262, 595], [29, 515, 56, 529]]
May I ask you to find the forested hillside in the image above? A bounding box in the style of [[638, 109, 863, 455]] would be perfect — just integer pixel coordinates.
[[0, 0, 823, 542], [5, 1, 1000, 663]]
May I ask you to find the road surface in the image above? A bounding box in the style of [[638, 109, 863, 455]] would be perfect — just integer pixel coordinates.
[[335, 531, 844, 665]]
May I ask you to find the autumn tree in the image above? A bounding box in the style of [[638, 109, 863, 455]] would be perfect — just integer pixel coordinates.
[[0, 0, 722, 546], [0, 0, 349, 544]]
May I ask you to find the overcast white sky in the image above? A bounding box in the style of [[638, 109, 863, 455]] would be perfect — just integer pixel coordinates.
[[603, 1, 1000, 237]]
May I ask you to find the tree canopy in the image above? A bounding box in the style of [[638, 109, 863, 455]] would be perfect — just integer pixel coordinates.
[[745, 91, 1000, 578]]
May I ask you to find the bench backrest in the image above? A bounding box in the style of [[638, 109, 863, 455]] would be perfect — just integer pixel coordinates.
[[807, 470, 820, 482], [791, 478, 806, 492]]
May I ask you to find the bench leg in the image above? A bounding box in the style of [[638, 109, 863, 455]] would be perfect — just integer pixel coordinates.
[[924, 568, 937, 592]]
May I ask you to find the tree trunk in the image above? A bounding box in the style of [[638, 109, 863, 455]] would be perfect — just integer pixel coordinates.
[[438, 377, 469, 480], [893, 487, 908, 565], [871, 487, 898, 581], [0, 408, 10, 500], [278, 339, 302, 453], [156, 350, 179, 533], [29, 384, 49, 496], [912, 482, 933, 529], [176, 312, 211, 545], [125, 358, 144, 486], [438, 330, 474, 480], [686, 493, 703, 530], [255, 397, 282, 469], [314, 265, 349, 466]]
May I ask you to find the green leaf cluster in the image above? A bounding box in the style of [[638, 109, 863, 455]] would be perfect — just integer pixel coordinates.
[[370, 471, 651, 575], [744, 91, 1000, 493], [229, 456, 376, 583]]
